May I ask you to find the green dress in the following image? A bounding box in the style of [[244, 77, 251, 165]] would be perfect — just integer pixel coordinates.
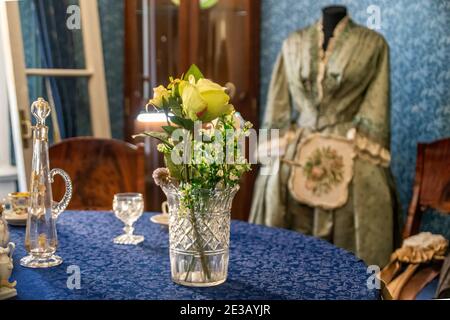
[[250, 17, 401, 267]]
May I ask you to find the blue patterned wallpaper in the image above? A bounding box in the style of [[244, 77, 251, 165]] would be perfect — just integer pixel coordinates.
[[260, 0, 450, 238]]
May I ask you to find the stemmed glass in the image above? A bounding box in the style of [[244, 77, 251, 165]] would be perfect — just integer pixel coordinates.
[[113, 193, 145, 245]]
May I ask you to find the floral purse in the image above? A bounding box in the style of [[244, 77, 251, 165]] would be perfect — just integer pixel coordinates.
[[287, 133, 356, 210], [286, 129, 391, 210]]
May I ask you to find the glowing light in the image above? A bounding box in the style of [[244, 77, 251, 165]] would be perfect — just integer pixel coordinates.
[[136, 112, 170, 124]]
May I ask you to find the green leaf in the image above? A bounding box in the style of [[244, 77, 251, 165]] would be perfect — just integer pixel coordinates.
[[171, 81, 181, 97], [159, 97, 170, 123], [171, 105, 183, 117], [183, 64, 204, 82], [167, 96, 183, 117], [164, 153, 183, 180], [170, 115, 194, 131], [160, 95, 183, 118], [162, 125, 177, 135]]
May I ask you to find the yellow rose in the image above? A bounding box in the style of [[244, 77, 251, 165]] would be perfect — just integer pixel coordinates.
[[149, 85, 170, 108], [179, 80, 208, 121], [196, 79, 232, 122], [180, 76, 232, 122]]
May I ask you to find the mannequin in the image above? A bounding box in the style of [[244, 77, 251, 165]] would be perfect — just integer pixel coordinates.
[[322, 5, 347, 51], [250, 7, 399, 267]]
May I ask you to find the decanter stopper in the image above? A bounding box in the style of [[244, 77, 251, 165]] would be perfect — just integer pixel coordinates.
[[31, 97, 51, 126]]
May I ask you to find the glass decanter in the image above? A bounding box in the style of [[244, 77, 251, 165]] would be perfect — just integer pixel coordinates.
[[20, 98, 72, 268]]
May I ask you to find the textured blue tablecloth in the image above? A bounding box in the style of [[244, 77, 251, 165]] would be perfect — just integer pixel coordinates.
[[8, 211, 379, 300]]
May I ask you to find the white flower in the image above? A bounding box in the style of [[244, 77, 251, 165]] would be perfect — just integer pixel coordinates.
[[229, 173, 239, 181], [217, 170, 224, 177], [244, 121, 253, 129], [152, 168, 171, 186], [148, 85, 170, 108], [157, 143, 169, 153]]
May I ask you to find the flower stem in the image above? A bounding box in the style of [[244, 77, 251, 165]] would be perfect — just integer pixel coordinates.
[[184, 210, 211, 282], [192, 213, 211, 280], [182, 145, 211, 282]]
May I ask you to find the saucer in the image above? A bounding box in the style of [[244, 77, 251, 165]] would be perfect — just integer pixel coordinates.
[[4, 210, 27, 226], [150, 213, 169, 226]]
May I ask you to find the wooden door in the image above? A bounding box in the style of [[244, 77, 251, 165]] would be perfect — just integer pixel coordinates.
[[186, 0, 260, 220], [124, 0, 183, 212], [124, 0, 260, 219]]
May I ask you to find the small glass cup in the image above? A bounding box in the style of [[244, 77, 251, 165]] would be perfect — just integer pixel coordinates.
[[112, 193, 145, 245]]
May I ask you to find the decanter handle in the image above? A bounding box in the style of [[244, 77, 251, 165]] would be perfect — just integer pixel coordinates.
[[49, 168, 72, 218]]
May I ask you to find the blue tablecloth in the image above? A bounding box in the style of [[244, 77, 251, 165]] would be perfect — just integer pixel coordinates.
[[8, 211, 379, 300]]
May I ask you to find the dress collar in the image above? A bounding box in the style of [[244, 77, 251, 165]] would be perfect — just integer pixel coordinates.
[[311, 16, 352, 103], [316, 15, 350, 63]]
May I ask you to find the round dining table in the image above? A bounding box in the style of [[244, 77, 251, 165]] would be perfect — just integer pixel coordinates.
[[8, 211, 379, 300]]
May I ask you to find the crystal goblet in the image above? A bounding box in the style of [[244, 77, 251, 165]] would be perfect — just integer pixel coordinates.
[[113, 193, 144, 245]]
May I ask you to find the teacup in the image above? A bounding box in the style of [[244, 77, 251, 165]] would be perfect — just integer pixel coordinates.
[[4, 192, 30, 216]]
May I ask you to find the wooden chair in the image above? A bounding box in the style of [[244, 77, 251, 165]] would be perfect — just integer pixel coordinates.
[[49, 137, 145, 211], [403, 138, 450, 238]]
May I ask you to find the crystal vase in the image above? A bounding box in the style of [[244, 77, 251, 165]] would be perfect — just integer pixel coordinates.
[[162, 185, 239, 287]]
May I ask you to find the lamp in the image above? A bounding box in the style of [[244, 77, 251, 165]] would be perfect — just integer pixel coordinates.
[[136, 111, 169, 124]]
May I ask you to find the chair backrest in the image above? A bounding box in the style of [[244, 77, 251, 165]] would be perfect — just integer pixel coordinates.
[[49, 137, 145, 211], [403, 138, 450, 238]]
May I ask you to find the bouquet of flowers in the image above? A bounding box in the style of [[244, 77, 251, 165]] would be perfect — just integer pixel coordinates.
[[135, 65, 253, 286]]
